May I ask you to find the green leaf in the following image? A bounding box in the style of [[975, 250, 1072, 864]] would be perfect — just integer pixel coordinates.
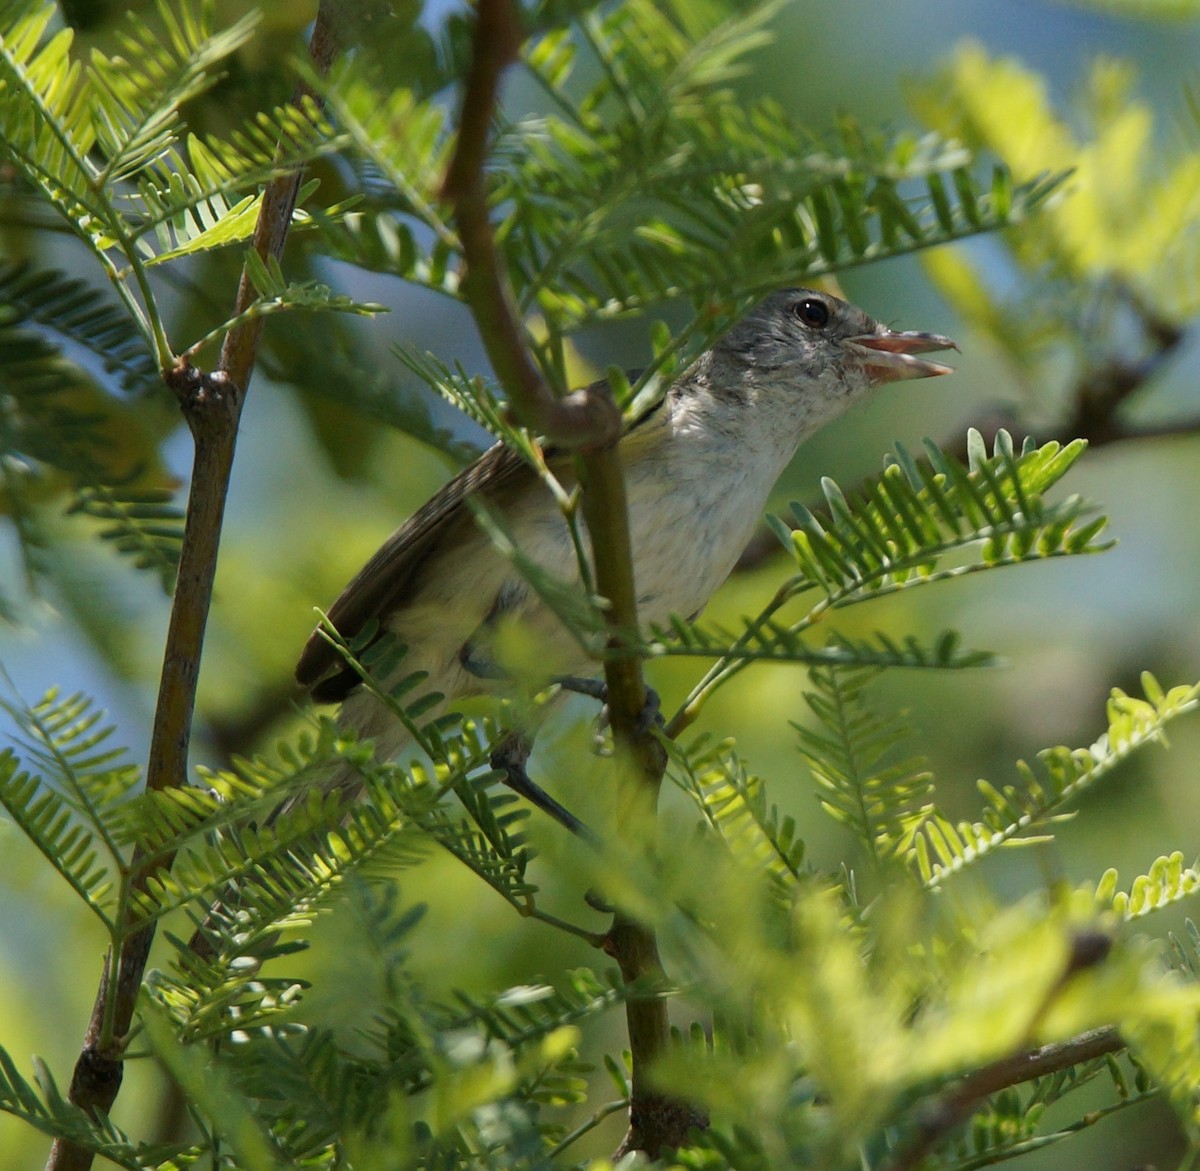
[[299, 0, 1062, 345], [668, 734, 808, 902], [669, 431, 1102, 730], [794, 666, 935, 862], [0, 261, 159, 397], [0, 0, 259, 256], [784, 432, 1104, 607], [913, 45, 1200, 316], [0, 1043, 177, 1167], [913, 675, 1200, 886], [65, 481, 183, 590], [0, 686, 140, 926], [142, 1000, 289, 1171], [88, 2, 261, 187], [1097, 851, 1200, 920], [137, 103, 339, 255]]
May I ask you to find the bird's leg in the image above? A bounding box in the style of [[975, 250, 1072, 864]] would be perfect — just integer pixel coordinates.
[[460, 626, 592, 836], [490, 731, 613, 913], [490, 730, 591, 838], [482, 679, 664, 835]]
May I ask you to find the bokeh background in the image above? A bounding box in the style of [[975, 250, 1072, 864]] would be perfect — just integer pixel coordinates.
[[3, 0, 1200, 1164]]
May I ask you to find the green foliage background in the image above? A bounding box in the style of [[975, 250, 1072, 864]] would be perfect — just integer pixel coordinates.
[[3, 0, 1200, 1167]]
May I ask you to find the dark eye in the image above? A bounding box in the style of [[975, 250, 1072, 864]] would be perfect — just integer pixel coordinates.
[[791, 296, 830, 329]]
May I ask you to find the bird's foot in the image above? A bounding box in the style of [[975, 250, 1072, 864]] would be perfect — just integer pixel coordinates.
[[552, 676, 664, 740]]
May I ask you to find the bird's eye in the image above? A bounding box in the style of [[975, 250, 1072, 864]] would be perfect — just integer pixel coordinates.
[[791, 297, 830, 329]]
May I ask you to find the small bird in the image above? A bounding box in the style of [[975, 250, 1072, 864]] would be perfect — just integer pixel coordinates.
[[295, 288, 955, 819]]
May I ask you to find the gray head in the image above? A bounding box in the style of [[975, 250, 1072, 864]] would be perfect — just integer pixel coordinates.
[[711, 287, 956, 402]]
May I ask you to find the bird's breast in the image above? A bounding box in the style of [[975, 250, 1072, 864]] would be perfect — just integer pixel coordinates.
[[622, 430, 783, 626]]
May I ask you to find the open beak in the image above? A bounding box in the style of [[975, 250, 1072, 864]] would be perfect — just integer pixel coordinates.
[[847, 329, 959, 384]]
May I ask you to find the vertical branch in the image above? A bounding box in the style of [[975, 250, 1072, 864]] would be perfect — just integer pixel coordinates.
[[45, 10, 340, 1171], [581, 449, 708, 1157], [440, 0, 620, 450], [441, 0, 702, 1156], [218, 11, 338, 383]]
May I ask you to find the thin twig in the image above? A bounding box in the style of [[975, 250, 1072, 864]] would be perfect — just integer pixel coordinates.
[[218, 12, 338, 386], [546, 1098, 631, 1159], [881, 1026, 1123, 1171], [45, 12, 340, 1171]]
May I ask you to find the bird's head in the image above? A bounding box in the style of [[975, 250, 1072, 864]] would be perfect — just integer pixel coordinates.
[[715, 287, 957, 407]]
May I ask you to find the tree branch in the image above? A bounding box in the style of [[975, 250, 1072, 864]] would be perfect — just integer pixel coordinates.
[[583, 445, 706, 1156], [439, 0, 619, 451], [45, 11, 340, 1171], [441, 1, 700, 1155], [881, 1026, 1123, 1171]]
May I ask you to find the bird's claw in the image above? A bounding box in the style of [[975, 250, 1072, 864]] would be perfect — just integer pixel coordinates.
[[553, 676, 664, 741]]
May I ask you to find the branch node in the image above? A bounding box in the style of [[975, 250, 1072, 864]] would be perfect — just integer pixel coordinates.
[[615, 1095, 709, 1160], [165, 364, 241, 417], [546, 385, 624, 450]]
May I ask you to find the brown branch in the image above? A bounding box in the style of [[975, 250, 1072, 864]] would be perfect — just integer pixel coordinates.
[[881, 931, 1120, 1171], [881, 1026, 1123, 1171], [45, 11, 340, 1171], [582, 447, 706, 1156], [218, 10, 339, 386], [441, 1, 699, 1155], [439, 0, 620, 451]]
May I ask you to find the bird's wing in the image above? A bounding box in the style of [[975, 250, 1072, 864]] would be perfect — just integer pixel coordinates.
[[296, 373, 662, 702], [295, 439, 535, 695]]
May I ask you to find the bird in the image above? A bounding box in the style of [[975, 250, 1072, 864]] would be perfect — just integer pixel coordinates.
[[294, 288, 955, 825]]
